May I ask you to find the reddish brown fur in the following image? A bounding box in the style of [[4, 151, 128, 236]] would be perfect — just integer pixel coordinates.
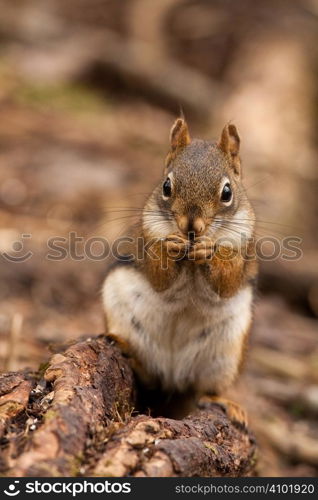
[[104, 118, 258, 422], [140, 232, 183, 292]]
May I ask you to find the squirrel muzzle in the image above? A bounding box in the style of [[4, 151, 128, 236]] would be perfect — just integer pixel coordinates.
[[177, 215, 206, 238]]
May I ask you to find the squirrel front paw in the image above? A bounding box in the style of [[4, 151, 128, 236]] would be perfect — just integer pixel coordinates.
[[164, 234, 189, 260], [188, 236, 214, 264]]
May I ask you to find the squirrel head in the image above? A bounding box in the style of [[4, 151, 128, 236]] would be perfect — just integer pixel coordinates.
[[143, 118, 254, 243]]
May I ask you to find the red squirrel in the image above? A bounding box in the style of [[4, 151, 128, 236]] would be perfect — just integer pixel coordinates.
[[102, 118, 258, 424]]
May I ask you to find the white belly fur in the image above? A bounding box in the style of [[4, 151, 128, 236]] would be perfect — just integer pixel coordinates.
[[102, 265, 253, 393]]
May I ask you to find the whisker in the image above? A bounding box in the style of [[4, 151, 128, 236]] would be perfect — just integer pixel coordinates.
[[215, 223, 247, 238], [226, 221, 295, 237], [105, 208, 174, 218], [243, 176, 272, 193], [216, 220, 284, 239], [228, 218, 300, 230]]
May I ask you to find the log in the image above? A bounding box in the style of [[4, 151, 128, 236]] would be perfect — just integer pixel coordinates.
[[0, 372, 34, 439], [93, 405, 256, 477], [2, 336, 135, 477], [0, 335, 256, 477]]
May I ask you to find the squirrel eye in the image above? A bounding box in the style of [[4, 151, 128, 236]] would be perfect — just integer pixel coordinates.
[[221, 183, 232, 203], [162, 177, 172, 198]]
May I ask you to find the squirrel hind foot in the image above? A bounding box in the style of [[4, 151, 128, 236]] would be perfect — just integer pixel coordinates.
[[198, 395, 248, 431]]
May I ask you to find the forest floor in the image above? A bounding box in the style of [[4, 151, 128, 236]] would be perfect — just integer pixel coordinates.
[[0, 84, 317, 477]]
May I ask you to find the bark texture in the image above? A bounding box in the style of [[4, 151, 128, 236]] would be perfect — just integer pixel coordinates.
[[0, 335, 256, 477]]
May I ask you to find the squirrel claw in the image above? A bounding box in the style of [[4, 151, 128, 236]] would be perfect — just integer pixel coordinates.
[[164, 234, 189, 259], [198, 395, 248, 430], [187, 236, 214, 263], [164, 234, 188, 242], [188, 247, 213, 264]]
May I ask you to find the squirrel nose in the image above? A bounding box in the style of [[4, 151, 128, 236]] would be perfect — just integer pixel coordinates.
[[177, 216, 206, 236], [193, 217, 205, 235], [178, 216, 189, 234]]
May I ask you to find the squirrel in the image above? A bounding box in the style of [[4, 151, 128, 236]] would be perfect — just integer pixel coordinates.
[[102, 118, 258, 425]]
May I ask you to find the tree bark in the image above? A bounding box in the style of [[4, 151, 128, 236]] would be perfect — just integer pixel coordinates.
[[0, 335, 256, 477]]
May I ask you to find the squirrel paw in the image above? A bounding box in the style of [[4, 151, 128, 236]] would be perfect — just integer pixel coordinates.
[[199, 395, 248, 430], [164, 234, 189, 260], [188, 236, 214, 264]]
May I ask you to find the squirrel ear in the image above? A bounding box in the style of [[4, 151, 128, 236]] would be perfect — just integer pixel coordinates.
[[170, 118, 191, 151], [218, 123, 240, 174], [219, 123, 240, 157]]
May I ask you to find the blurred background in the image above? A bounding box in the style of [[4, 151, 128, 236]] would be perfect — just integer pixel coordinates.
[[0, 0, 317, 476]]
